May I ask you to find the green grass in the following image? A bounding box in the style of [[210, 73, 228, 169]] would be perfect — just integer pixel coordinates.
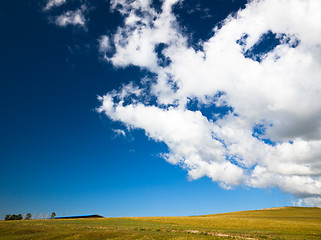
[[0, 207, 320, 239]]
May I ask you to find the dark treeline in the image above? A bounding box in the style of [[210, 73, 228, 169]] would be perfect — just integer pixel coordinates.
[[5, 214, 23, 220], [4, 212, 56, 220], [5, 213, 32, 221]]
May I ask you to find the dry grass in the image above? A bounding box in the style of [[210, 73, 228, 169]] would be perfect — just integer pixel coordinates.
[[0, 207, 320, 239]]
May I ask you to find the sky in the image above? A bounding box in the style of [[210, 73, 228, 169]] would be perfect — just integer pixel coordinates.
[[1, 0, 321, 219]]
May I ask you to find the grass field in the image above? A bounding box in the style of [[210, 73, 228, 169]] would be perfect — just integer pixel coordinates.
[[0, 207, 320, 239]]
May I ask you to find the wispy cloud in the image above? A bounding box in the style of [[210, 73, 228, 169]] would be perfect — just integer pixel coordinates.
[[98, 0, 321, 206], [98, 35, 111, 59], [113, 129, 126, 137], [55, 8, 86, 27], [44, 0, 67, 11], [43, 1, 87, 28]]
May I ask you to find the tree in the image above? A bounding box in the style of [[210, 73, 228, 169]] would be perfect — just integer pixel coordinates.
[[25, 213, 32, 220], [5, 214, 10, 220], [50, 212, 56, 219]]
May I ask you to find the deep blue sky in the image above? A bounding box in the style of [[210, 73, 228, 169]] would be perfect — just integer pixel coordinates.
[[0, 0, 295, 219]]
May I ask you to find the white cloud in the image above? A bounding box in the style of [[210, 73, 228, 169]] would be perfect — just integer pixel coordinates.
[[304, 197, 321, 207], [55, 8, 86, 27], [43, 1, 87, 29], [107, 0, 182, 71], [99, 0, 321, 206], [98, 95, 245, 186], [44, 0, 67, 11], [291, 199, 303, 207], [98, 36, 111, 54]]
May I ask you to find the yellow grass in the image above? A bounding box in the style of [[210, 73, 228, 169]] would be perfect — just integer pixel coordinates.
[[0, 207, 320, 239]]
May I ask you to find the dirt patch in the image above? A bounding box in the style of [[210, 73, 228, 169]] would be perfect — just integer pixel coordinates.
[[183, 229, 258, 240], [259, 207, 285, 211]]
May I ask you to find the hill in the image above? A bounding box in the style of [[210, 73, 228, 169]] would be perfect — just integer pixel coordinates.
[[0, 207, 320, 239]]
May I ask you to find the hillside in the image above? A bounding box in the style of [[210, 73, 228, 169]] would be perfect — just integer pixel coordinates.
[[0, 207, 320, 239]]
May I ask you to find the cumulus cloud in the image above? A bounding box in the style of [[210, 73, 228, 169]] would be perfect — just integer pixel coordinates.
[[55, 8, 86, 27], [103, 0, 182, 71], [98, 0, 321, 206], [303, 196, 321, 207], [44, 0, 67, 11]]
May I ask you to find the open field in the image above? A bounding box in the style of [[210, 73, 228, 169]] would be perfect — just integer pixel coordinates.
[[0, 207, 320, 239]]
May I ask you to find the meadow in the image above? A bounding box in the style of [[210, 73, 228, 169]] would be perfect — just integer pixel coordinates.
[[0, 207, 320, 239]]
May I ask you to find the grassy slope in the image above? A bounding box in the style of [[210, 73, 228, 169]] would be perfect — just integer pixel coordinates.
[[0, 207, 320, 239]]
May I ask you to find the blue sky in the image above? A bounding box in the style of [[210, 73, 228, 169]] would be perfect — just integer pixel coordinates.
[[1, 0, 321, 219]]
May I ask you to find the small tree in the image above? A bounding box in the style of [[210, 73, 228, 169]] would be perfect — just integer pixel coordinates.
[[25, 213, 32, 220], [50, 212, 56, 219], [5, 214, 11, 220]]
